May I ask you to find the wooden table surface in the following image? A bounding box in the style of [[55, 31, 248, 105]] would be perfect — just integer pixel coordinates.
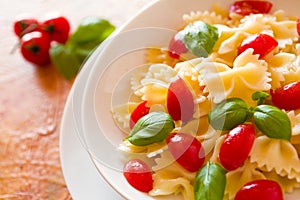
[[0, 0, 150, 199]]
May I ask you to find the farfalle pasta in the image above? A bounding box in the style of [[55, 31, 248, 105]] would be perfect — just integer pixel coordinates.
[[111, 1, 300, 200]]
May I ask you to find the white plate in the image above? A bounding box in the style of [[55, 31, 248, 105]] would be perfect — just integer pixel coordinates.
[[61, 0, 300, 199], [59, 41, 123, 200]]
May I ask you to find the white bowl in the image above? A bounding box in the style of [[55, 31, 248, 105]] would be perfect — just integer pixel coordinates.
[[73, 0, 300, 199]]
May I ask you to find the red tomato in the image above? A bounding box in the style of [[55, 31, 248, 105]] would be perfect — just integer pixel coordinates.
[[13, 18, 39, 38], [20, 31, 51, 66], [123, 159, 153, 193], [238, 33, 278, 59], [168, 30, 188, 59], [235, 179, 283, 200], [167, 77, 194, 123], [40, 16, 70, 44], [297, 16, 300, 36], [166, 132, 205, 172], [129, 101, 150, 129], [271, 81, 300, 110], [219, 124, 256, 171], [230, 1, 273, 16]]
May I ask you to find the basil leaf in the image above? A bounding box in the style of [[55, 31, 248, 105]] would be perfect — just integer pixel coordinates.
[[49, 44, 81, 80], [69, 17, 115, 50], [127, 112, 175, 146], [183, 21, 219, 57], [208, 98, 251, 130], [253, 105, 291, 140], [194, 162, 226, 200], [50, 17, 115, 80]]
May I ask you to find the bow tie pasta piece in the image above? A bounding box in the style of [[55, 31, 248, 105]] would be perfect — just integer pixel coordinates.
[[130, 65, 150, 97], [149, 176, 194, 200], [111, 102, 138, 133], [198, 49, 271, 105], [264, 52, 295, 89], [270, 20, 298, 40], [266, 51, 300, 89], [138, 64, 177, 106], [183, 10, 228, 25], [211, 28, 249, 66], [238, 14, 275, 34], [215, 29, 248, 55], [272, 9, 294, 21], [249, 136, 300, 181], [263, 171, 300, 193], [283, 67, 300, 86], [270, 19, 298, 50], [150, 150, 195, 199], [142, 64, 178, 85], [174, 58, 208, 103], [265, 52, 300, 89]]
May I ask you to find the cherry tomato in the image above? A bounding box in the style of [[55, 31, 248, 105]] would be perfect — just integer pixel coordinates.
[[13, 18, 39, 38], [129, 101, 150, 129], [238, 33, 278, 59], [167, 77, 194, 123], [297, 16, 300, 36], [270, 81, 300, 110], [123, 159, 153, 193], [230, 1, 273, 16], [168, 30, 188, 59], [235, 179, 283, 200], [20, 31, 51, 66], [166, 132, 205, 172], [219, 124, 256, 171], [40, 16, 70, 44]]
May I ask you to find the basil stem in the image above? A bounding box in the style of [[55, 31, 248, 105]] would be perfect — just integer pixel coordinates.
[[252, 91, 270, 105], [208, 98, 252, 130], [253, 105, 291, 141], [194, 162, 226, 200], [183, 21, 219, 57], [126, 112, 175, 146]]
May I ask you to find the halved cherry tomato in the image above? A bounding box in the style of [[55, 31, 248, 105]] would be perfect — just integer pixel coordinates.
[[166, 132, 205, 172], [235, 179, 283, 200], [297, 16, 300, 36], [13, 18, 39, 38], [167, 77, 194, 123], [229, 1, 273, 16], [129, 101, 150, 129], [123, 159, 153, 193], [219, 124, 256, 171], [168, 30, 188, 59], [271, 81, 300, 110], [238, 33, 278, 59]]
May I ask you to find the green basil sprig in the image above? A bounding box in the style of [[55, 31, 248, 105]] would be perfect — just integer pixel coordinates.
[[253, 105, 291, 141], [194, 162, 226, 200], [50, 17, 115, 80], [208, 95, 292, 141], [208, 98, 251, 130], [126, 112, 175, 146], [183, 21, 219, 57]]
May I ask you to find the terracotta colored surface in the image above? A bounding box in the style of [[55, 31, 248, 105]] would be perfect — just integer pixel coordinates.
[[0, 0, 150, 199]]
